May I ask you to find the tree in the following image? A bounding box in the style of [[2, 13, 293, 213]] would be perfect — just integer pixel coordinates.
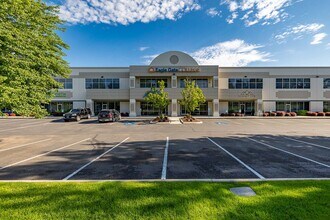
[[144, 80, 170, 118], [179, 79, 206, 117], [0, 0, 71, 118]]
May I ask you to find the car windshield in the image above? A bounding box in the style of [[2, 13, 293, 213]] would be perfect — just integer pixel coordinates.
[[70, 109, 80, 113], [100, 111, 110, 114]]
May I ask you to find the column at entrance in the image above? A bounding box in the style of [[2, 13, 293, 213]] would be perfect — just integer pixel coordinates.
[[86, 99, 94, 116], [171, 99, 178, 116], [129, 99, 136, 117], [213, 99, 219, 117]]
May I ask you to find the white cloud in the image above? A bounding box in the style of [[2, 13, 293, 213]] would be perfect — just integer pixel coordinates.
[[222, 0, 301, 26], [144, 39, 272, 66], [139, 47, 149, 51], [275, 23, 325, 43], [192, 39, 272, 66], [59, 0, 201, 25], [206, 8, 221, 17], [311, 33, 327, 45]]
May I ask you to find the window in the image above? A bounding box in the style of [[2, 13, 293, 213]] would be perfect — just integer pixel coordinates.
[[55, 78, 72, 89], [324, 101, 330, 112], [276, 101, 309, 112], [276, 78, 310, 89], [324, 78, 330, 89], [85, 78, 120, 89], [179, 79, 208, 88], [140, 79, 168, 88], [228, 78, 263, 89]]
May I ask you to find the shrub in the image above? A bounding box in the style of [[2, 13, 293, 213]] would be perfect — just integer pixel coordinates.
[[263, 112, 269, 117], [270, 112, 277, 116], [229, 113, 236, 116], [297, 110, 308, 116], [285, 112, 291, 116], [307, 112, 317, 116], [277, 111, 285, 116], [326, 112, 330, 116], [290, 112, 297, 117], [317, 112, 325, 116], [228, 109, 235, 114], [9, 113, 16, 116]]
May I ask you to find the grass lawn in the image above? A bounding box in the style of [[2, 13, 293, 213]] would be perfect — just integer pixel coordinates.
[[0, 180, 329, 219]]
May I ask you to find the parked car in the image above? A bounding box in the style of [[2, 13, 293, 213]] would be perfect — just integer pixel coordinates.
[[98, 109, 121, 123], [63, 108, 91, 122]]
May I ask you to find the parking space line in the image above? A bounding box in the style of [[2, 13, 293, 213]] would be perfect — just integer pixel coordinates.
[[0, 138, 52, 152], [247, 137, 330, 168], [0, 138, 91, 170], [161, 137, 169, 180], [63, 137, 130, 180], [207, 137, 265, 179], [0, 123, 49, 132], [283, 137, 330, 150]]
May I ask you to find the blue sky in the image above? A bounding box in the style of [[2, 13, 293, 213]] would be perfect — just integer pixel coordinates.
[[48, 0, 330, 67]]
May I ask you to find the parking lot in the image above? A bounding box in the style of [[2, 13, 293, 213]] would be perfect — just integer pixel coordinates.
[[0, 117, 329, 180]]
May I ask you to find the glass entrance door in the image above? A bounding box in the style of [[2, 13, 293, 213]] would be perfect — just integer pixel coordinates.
[[240, 104, 245, 114], [285, 104, 291, 112], [57, 104, 63, 112]]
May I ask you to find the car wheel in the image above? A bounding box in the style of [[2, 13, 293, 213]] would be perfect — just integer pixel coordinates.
[[64, 119, 69, 122]]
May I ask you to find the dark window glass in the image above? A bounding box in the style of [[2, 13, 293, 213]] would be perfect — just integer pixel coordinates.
[[297, 78, 304, 88], [324, 79, 330, 89]]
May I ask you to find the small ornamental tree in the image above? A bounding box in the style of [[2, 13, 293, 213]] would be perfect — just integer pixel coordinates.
[[179, 79, 206, 118], [144, 80, 170, 119]]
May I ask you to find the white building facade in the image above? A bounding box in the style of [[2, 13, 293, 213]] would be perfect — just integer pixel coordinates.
[[49, 51, 330, 116]]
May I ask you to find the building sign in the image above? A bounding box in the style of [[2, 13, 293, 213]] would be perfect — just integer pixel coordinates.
[[148, 67, 200, 73], [54, 91, 73, 99]]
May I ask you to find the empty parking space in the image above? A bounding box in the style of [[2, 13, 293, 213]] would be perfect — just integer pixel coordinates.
[[0, 118, 329, 180], [167, 137, 257, 179], [250, 136, 330, 166], [71, 136, 167, 180], [209, 137, 330, 178]]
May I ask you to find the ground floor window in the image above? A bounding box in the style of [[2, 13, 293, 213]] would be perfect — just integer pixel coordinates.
[[94, 101, 120, 115], [228, 101, 255, 115], [324, 101, 330, 112], [47, 102, 73, 115], [140, 102, 168, 116], [276, 101, 309, 112], [180, 102, 208, 116]]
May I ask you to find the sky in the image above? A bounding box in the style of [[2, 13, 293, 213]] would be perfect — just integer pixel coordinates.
[[47, 0, 330, 67]]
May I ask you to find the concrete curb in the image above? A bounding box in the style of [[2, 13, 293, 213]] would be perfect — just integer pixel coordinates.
[[0, 178, 329, 183]]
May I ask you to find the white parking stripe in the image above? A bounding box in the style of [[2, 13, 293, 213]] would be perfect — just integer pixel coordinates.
[[247, 137, 330, 168], [0, 123, 49, 132], [207, 137, 265, 179], [0, 138, 52, 152], [63, 137, 130, 180], [161, 137, 169, 180], [0, 138, 91, 170], [283, 137, 330, 150]]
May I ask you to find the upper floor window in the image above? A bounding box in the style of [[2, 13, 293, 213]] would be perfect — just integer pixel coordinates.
[[228, 78, 263, 89], [140, 79, 168, 88], [324, 78, 330, 89], [85, 78, 119, 89], [179, 79, 208, 88], [55, 78, 72, 89], [276, 78, 310, 89]]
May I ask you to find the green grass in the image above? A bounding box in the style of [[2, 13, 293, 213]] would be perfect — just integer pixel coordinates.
[[0, 181, 329, 219]]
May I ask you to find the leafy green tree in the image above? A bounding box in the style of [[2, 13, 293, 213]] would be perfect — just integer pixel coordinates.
[[0, 0, 70, 118], [144, 80, 170, 118], [179, 79, 206, 117]]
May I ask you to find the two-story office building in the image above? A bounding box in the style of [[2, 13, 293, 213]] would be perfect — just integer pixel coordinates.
[[49, 51, 330, 116]]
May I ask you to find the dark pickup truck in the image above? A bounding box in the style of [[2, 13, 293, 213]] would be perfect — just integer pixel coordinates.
[[63, 108, 91, 122]]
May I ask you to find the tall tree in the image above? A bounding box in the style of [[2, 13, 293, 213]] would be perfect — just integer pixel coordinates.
[[179, 79, 206, 117], [144, 80, 170, 118], [0, 0, 70, 117]]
